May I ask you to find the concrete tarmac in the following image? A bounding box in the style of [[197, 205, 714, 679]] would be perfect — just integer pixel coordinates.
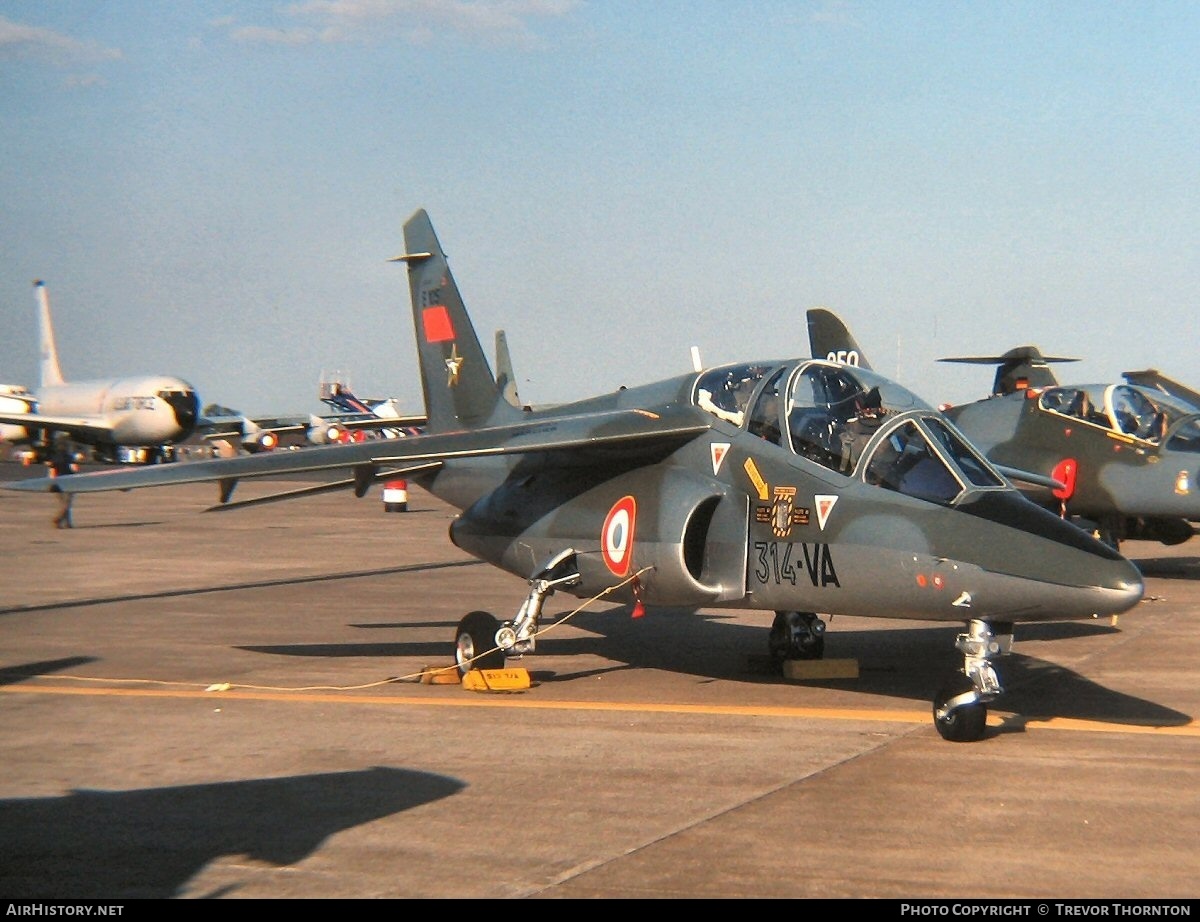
[[0, 467, 1197, 900]]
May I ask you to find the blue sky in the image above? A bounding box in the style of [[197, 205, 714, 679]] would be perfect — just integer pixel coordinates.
[[2, 1, 1198, 417]]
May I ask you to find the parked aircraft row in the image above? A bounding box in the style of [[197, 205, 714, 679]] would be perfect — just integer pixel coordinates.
[[0, 281, 421, 466], [0, 281, 201, 465], [4, 209, 1146, 742], [809, 307, 1200, 552]]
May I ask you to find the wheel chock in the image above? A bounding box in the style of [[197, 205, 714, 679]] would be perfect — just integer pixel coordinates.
[[419, 665, 462, 685], [461, 667, 531, 692], [782, 658, 859, 680]]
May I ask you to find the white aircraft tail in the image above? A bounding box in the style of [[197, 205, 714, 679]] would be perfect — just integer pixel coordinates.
[[34, 280, 65, 388]]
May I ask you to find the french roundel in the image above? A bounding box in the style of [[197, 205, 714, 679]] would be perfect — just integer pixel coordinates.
[[602, 495, 637, 577]]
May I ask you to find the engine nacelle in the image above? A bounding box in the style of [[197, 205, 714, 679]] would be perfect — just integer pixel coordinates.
[[307, 421, 347, 445], [0, 386, 35, 445], [242, 429, 280, 453]]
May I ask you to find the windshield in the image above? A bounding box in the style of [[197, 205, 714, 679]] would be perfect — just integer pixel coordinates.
[[923, 416, 1005, 488], [864, 420, 968, 504]]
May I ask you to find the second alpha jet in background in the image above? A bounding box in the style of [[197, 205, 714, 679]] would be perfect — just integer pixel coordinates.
[[809, 307, 1200, 551]]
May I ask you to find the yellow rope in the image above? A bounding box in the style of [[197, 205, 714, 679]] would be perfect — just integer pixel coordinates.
[[446, 565, 653, 676], [16, 566, 654, 693]]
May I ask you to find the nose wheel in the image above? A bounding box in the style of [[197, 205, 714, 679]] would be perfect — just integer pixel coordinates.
[[932, 672, 988, 742], [453, 550, 582, 678], [931, 619, 1011, 742], [454, 610, 506, 676]]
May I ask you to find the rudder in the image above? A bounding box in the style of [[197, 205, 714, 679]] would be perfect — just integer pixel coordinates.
[[34, 280, 66, 388]]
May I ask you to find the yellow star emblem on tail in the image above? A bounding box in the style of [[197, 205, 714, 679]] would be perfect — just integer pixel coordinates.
[[445, 344, 463, 387]]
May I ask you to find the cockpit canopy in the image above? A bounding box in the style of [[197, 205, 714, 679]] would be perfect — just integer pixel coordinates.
[[693, 360, 1005, 506], [1037, 383, 1200, 452]]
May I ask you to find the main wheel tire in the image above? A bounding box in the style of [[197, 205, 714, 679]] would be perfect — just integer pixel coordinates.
[[933, 673, 988, 742], [767, 612, 790, 663], [455, 610, 505, 676]]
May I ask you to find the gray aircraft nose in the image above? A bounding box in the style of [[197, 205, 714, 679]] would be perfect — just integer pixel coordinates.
[[957, 490, 1144, 619], [1022, 525, 1142, 619]]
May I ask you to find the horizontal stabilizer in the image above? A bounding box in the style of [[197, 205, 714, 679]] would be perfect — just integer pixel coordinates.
[[940, 353, 1078, 365], [939, 345, 1078, 396]]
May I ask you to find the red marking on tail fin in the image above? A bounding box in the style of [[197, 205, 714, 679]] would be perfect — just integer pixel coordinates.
[[422, 305, 455, 343]]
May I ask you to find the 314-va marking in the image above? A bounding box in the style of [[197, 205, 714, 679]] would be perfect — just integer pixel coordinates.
[[753, 541, 840, 587]]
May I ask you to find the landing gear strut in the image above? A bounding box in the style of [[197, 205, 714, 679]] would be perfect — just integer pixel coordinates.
[[932, 619, 1012, 742], [453, 549, 581, 677], [768, 610, 826, 662]]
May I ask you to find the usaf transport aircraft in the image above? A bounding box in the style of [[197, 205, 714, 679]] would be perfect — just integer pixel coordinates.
[[0, 281, 200, 464], [4, 211, 1144, 742]]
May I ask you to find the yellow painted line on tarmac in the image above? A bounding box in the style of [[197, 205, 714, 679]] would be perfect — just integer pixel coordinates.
[[2, 682, 1196, 737]]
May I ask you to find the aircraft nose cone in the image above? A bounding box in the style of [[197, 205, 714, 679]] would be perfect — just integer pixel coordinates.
[[956, 491, 1144, 620], [1080, 552, 1142, 614], [1101, 556, 1144, 616]]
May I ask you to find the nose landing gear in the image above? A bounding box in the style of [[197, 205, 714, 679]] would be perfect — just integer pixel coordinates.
[[453, 549, 582, 677], [932, 619, 1011, 742]]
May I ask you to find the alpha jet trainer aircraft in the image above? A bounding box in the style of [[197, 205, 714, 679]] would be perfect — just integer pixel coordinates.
[[809, 308, 1200, 552], [4, 211, 1144, 742], [938, 347, 1200, 551]]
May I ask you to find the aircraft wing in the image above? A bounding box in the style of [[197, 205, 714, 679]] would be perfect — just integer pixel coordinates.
[[2, 404, 711, 498], [197, 414, 314, 454], [328, 412, 427, 433], [0, 409, 114, 445]]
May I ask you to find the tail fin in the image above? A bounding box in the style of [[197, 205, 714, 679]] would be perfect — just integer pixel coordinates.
[[393, 210, 521, 432], [494, 329, 524, 409], [807, 307, 873, 370], [34, 280, 65, 387], [321, 379, 375, 415]]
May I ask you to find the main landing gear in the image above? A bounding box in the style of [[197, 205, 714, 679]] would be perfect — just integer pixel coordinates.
[[453, 549, 582, 677], [932, 619, 1012, 743], [768, 610, 826, 662]]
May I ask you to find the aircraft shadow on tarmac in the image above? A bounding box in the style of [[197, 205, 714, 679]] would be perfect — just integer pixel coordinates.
[[0, 656, 96, 687], [1130, 555, 1200, 580], [0, 767, 465, 899], [244, 604, 1190, 733], [0, 559, 485, 617], [65, 520, 167, 529]]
